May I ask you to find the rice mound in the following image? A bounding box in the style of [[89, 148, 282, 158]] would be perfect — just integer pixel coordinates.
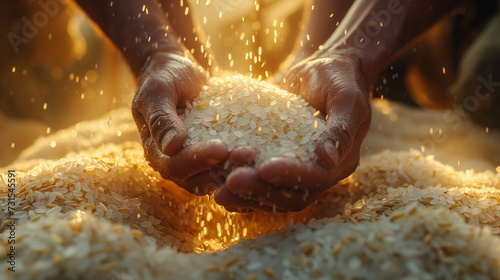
[[5, 204, 500, 279], [2, 143, 500, 279], [180, 75, 326, 164], [1, 78, 500, 279]]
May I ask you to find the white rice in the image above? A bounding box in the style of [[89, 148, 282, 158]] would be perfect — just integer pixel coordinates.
[[180, 75, 326, 164], [2, 203, 500, 279]]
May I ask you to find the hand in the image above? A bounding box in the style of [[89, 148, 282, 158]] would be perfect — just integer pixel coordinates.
[[131, 52, 229, 195], [215, 53, 371, 212]]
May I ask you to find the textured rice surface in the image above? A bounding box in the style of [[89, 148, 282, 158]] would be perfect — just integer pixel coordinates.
[[180, 75, 326, 164], [2, 144, 500, 280], [1, 77, 500, 279]]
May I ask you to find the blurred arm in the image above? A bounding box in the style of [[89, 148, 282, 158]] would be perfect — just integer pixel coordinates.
[[293, 0, 354, 63], [159, 0, 213, 70], [74, 0, 186, 76], [317, 0, 459, 84]]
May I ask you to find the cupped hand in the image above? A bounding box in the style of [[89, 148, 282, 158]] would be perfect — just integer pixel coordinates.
[[132, 52, 230, 195], [215, 54, 372, 212]]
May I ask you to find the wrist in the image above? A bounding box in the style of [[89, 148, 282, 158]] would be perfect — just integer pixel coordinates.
[[125, 25, 185, 77], [137, 51, 185, 80], [313, 45, 380, 88], [137, 51, 206, 89]]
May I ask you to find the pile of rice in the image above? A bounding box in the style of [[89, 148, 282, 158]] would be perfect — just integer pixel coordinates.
[[180, 75, 326, 164], [1, 76, 500, 279]]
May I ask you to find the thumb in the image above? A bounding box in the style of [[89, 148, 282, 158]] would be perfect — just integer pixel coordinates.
[[132, 76, 187, 156], [316, 84, 371, 169]]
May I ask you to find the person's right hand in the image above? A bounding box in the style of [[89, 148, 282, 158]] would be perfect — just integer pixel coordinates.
[[131, 52, 229, 195]]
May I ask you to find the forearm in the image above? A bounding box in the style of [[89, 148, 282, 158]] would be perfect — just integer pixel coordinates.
[[294, 0, 354, 62], [316, 0, 459, 84], [159, 0, 213, 70], [74, 0, 183, 76]]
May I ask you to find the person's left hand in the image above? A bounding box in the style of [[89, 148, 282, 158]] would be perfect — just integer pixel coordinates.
[[132, 52, 231, 195], [215, 53, 372, 212]]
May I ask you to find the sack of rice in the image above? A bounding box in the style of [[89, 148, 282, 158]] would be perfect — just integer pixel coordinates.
[[180, 75, 327, 165]]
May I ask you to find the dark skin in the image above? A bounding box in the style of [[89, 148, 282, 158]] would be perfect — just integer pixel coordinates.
[[75, 0, 458, 211], [291, 0, 354, 65], [74, 0, 237, 194]]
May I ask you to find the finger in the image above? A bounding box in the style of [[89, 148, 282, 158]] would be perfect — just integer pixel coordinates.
[[165, 139, 228, 179], [317, 86, 371, 169], [131, 109, 172, 176], [173, 145, 257, 195], [214, 185, 276, 213], [257, 158, 328, 191], [323, 127, 365, 182], [140, 136, 227, 180], [258, 126, 364, 190], [131, 101, 158, 152], [134, 77, 187, 156], [225, 167, 314, 211], [178, 151, 251, 196], [175, 170, 220, 196], [228, 146, 258, 165]]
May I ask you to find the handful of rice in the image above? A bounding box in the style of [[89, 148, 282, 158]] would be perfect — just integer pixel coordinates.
[[180, 75, 326, 165]]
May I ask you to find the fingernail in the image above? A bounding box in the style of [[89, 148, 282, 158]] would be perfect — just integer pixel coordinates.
[[324, 140, 340, 166], [161, 130, 177, 153]]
